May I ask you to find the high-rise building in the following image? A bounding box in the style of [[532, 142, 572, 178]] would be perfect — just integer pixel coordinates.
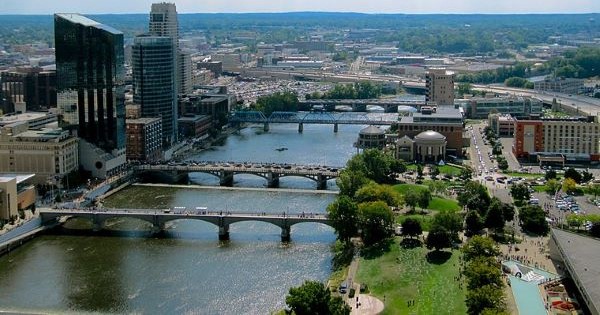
[[132, 35, 178, 147], [54, 13, 126, 178], [126, 117, 162, 161], [0, 67, 57, 112], [425, 68, 455, 106], [148, 3, 190, 95]]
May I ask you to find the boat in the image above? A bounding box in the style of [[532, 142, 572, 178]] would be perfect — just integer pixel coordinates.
[[275, 147, 288, 152]]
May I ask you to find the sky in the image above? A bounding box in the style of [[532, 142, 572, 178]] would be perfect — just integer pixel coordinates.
[[1, 0, 600, 14]]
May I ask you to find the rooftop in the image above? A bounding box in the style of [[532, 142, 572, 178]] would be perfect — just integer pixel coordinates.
[[126, 117, 161, 125], [0, 174, 36, 184], [55, 13, 122, 35], [359, 125, 384, 135], [551, 228, 600, 313], [0, 112, 55, 126]]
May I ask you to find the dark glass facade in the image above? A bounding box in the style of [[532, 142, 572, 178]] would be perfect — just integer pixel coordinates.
[[132, 35, 177, 147], [54, 13, 125, 152]]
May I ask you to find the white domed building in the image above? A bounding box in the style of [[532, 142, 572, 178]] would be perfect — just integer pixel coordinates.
[[396, 130, 447, 163]]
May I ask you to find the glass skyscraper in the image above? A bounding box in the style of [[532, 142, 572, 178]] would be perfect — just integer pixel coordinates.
[[132, 35, 178, 147], [54, 13, 126, 153]]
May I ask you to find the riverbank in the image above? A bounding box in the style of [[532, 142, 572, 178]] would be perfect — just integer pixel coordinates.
[[0, 217, 49, 257]]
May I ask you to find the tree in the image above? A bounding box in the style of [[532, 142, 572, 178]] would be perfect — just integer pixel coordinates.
[[465, 210, 484, 236], [504, 77, 531, 88], [416, 165, 424, 179], [588, 184, 600, 198], [590, 222, 600, 238], [564, 168, 582, 183], [402, 218, 423, 239], [518, 205, 550, 235], [432, 210, 464, 240], [426, 227, 452, 252], [336, 169, 369, 198], [460, 166, 473, 181], [545, 170, 557, 180], [562, 178, 577, 194], [355, 182, 402, 207], [485, 198, 506, 234], [465, 257, 503, 290], [457, 82, 473, 97], [458, 181, 491, 214], [545, 179, 561, 195], [254, 91, 299, 115], [497, 158, 508, 171], [328, 296, 351, 315], [430, 166, 440, 179], [404, 190, 419, 212], [462, 236, 500, 262], [359, 201, 395, 246], [327, 196, 359, 243], [510, 183, 530, 204], [418, 189, 432, 210], [466, 284, 506, 315], [501, 203, 515, 223], [286, 280, 350, 315], [581, 170, 594, 183]]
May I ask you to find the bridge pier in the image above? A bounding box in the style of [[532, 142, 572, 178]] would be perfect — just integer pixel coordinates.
[[281, 225, 291, 242], [298, 123, 303, 133], [219, 171, 234, 187], [316, 174, 328, 190], [267, 172, 280, 188], [219, 224, 230, 241], [92, 214, 102, 232], [333, 123, 338, 133], [263, 122, 270, 132]]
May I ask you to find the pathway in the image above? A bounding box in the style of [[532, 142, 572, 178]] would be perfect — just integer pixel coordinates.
[[344, 252, 384, 315]]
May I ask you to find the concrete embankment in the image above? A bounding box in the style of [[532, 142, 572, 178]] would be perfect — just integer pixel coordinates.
[[0, 217, 51, 257]]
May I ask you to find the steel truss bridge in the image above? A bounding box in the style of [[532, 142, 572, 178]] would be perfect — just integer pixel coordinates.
[[228, 111, 398, 132]]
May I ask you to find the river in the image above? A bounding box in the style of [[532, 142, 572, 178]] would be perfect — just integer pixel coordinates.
[[0, 123, 370, 314]]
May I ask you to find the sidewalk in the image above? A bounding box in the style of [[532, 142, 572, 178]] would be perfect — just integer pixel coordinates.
[[344, 253, 384, 315]]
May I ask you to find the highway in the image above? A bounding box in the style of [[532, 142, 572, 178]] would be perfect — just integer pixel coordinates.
[[472, 84, 600, 116]]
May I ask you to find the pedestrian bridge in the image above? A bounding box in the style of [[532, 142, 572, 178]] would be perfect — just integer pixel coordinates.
[[133, 162, 342, 190], [229, 111, 398, 132], [39, 208, 333, 242]]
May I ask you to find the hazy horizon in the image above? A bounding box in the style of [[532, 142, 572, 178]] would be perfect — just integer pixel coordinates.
[[1, 0, 599, 15]]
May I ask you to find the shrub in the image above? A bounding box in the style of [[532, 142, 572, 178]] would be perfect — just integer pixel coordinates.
[[349, 288, 356, 298]]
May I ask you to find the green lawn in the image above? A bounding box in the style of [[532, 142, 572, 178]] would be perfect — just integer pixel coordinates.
[[393, 184, 460, 212], [438, 165, 463, 176], [396, 214, 433, 231], [356, 238, 467, 315], [429, 197, 461, 211]]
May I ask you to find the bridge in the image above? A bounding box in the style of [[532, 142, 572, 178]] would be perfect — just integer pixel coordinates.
[[229, 111, 398, 132], [39, 208, 332, 242], [299, 99, 423, 113], [133, 162, 342, 190]]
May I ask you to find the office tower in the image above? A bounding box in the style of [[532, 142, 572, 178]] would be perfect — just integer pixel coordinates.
[[132, 35, 178, 147], [54, 13, 126, 178], [425, 68, 455, 106], [149, 2, 191, 95]]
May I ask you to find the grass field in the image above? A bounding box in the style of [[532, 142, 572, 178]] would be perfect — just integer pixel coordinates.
[[396, 214, 433, 231], [501, 171, 543, 178], [393, 184, 460, 212], [356, 238, 467, 315], [438, 165, 463, 176]]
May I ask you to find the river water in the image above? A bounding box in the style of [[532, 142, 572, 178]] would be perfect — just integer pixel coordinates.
[[0, 123, 369, 314]]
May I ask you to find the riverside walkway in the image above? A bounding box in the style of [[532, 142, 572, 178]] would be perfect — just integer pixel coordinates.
[[39, 208, 332, 242]]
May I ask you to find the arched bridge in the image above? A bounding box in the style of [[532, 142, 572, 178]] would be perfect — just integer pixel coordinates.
[[133, 162, 342, 190], [229, 111, 398, 132], [299, 99, 422, 113], [39, 208, 332, 242]]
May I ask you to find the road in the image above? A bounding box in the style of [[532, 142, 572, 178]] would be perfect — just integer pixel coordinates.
[[472, 84, 600, 116]]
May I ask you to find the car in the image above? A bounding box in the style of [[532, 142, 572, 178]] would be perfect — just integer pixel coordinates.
[[485, 176, 494, 181], [339, 282, 348, 294]]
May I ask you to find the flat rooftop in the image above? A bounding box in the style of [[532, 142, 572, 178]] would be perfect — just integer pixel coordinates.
[[126, 117, 161, 125], [0, 112, 55, 126], [551, 228, 600, 313], [0, 174, 36, 184]]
